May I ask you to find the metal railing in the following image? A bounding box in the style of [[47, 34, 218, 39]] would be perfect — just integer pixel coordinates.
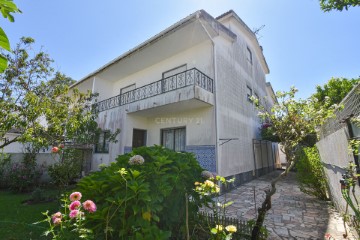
[[94, 68, 213, 112]]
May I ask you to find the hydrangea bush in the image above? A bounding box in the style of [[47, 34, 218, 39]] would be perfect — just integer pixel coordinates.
[[77, 145, 204, 239]]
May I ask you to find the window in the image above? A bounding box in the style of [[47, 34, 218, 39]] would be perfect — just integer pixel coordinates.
[[132, 129, 147, 148], [161, 127, 186, 152], [246, 47, 252, 64], [162, 64, 187, 78], [95, 131, 110, 153], [246, 86, 253, 102], [120, 84, 135, 95]]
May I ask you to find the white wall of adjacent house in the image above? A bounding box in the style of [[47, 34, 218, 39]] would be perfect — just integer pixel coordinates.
[[214, 18, 269, 177], [1, 133, 24, 153]]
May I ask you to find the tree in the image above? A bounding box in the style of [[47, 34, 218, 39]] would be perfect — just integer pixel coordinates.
[[312, 77, 360, 110], [0, 0, 21, 72], [251, 87, 335, 239], [0, 37, 117, 151], [320, 0, 360, 11]]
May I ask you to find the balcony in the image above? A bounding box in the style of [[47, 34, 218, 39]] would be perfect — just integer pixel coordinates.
[[94, 68, 214, 113]]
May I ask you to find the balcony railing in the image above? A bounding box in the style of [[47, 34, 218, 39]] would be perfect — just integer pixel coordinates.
[[94, 68, 213, 112]]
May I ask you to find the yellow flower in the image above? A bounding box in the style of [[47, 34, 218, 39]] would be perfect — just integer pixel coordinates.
[[142, 211, 151, 221], [216, 224, 223, 232], [194, 181, 200, 186], [215, 186, 220, 193], [225, 225, 237, 233], [204, 180, 214, 188]]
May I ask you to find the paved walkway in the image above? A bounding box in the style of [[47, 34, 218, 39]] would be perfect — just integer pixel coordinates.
[[217, 170, 358, 240]]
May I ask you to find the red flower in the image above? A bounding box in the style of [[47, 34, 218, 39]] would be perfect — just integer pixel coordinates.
[[51, 147, 59, 153]]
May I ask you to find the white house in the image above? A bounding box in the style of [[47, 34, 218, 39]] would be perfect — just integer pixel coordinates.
[[72, 10, 275, 183]]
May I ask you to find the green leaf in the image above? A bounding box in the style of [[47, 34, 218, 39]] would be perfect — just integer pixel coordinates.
[[0, 54, 8, 73], [0, 27, 10, 51], [211, 228, 218, 234]]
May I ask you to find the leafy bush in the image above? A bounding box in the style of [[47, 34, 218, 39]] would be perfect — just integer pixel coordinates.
[[0, 152, 11, 189], [48, 149, 83, 188], [3, 153, 43, 192], [77, 145, 204, 239], [295, 146, 329, 200]]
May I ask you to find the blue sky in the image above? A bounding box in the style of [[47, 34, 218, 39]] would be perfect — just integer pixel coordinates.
[[2, 0, 360, 99]]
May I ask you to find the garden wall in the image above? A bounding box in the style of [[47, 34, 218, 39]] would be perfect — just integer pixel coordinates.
[[317, 83, 360, 215], [317, 127, 359, 213]]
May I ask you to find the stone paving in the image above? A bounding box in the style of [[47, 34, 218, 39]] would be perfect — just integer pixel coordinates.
[[216, 170, 358, 240]]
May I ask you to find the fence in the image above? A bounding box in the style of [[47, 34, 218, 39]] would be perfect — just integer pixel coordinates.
[[196, 212, 267, 239], [252, 139, 278, 177]]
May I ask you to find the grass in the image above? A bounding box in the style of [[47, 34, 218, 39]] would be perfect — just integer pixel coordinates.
[[0, 189, 59, 240]]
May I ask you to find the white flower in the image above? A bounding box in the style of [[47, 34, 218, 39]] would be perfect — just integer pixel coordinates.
[[128, 155, 145, 165]]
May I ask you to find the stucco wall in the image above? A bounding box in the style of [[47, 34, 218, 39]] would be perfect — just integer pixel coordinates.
[[92, 41, 214, 101], [214, 22, 268, 177]]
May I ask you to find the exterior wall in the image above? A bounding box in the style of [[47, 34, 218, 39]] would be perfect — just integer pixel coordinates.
[[106, 41, 213, 101], [92, 106, 126, 168], [1, 133, 25, 153], [214, 23, 268, 177]]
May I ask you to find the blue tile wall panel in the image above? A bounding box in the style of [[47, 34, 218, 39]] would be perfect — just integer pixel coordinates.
[[185, 145, 216, 173], [124, 146, 132, 154]]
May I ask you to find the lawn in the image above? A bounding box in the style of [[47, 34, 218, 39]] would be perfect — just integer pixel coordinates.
[[0, 190, 59, 240]]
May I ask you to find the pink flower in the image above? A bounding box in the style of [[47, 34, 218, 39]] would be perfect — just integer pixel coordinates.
[[69, 210, 80, 219], [69, 200, 81, 210], [51, 212, 62, 222], [53, 217, 62, 225], [69, 192, 82, 202], [82, 200, 97, 213]]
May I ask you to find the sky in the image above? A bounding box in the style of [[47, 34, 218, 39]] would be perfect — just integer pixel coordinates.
[[2, 0, 360, 99]]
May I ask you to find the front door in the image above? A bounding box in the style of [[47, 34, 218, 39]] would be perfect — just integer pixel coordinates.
[[132, 129, 147, 148]]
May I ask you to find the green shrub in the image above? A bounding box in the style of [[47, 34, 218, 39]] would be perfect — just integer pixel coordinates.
[[48, 149, 82, 188], [295, 146, 329, 200], [3, 153, 43, 192], [77, 145, 204, 239], [0, 153, 11, 189]]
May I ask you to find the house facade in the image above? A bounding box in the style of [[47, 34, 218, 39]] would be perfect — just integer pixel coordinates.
[[72, 10, 274, 181]]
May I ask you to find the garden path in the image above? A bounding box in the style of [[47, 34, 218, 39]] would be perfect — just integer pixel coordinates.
[[218, 170, 358, 239]]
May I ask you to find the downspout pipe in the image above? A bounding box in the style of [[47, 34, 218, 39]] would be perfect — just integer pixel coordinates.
[[199, 18, 220, 175]]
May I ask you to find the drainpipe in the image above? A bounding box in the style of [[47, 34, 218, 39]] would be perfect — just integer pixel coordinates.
[[199, 18, 220, 175]]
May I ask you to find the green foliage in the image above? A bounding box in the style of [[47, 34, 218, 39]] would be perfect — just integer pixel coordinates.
[[1, 153, 43, 192], [36, 192, 95, 240], [0, 0, 21, 72], [312, 77, 360, 110], [0, 37, 115, 151], [295, 147, 329, 200], [256, 87, 335, 163], [0, 152, 11, 188], [194, 176, 239, 240], [340, 162, 360, 235], [77, 145, 204, 240], [259, 123, 280, 142], [320, 0, 360, 11], [48, 149, 83, 189]]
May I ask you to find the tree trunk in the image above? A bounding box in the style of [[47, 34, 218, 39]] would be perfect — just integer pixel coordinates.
[[251, 161, 295, 240]]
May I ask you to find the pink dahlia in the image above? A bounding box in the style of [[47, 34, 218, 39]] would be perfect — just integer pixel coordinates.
[[51, 212, 62, 222], [69, 192, 82, 202], [69, 209, 80, 219], [53, 217, 62, 225], [69, 200, 81, 210], [82, 200, 97, 213]]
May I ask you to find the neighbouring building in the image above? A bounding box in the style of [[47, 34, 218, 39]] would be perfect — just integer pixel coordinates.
[[71, 10, 276, 183]]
